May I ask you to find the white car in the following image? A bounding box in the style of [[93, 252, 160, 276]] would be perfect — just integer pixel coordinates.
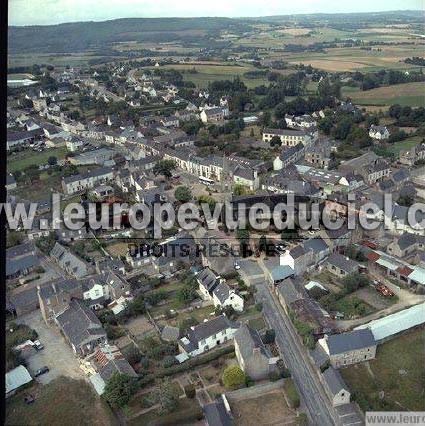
[[234, 262, 241, 270]]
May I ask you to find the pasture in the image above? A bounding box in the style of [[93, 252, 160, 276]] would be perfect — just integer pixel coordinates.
[[343, 82, 425, 107]]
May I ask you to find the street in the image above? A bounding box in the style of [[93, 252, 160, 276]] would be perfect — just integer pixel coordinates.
[[238, 260, 363, 426]]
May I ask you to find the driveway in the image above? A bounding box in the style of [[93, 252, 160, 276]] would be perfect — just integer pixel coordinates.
[[15, 310, 87, 384]]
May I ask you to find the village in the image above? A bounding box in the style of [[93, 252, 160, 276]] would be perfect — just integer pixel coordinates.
[[5, 45, 425, 426]]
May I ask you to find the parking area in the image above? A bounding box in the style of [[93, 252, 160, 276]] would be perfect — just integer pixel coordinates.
[[15, 310, 87, 385]]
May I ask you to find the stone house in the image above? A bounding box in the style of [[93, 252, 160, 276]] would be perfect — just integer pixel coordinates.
[[322, 367, 351, 407], [325, 253, 359, 278], [234, 324, 278, 380], [318, 329, 376, 368]]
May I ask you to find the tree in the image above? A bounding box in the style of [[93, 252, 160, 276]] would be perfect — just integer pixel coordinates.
[[47, 156, 57, 166], [258, 235, 267, 252], [178, 285, 197, 304], [153, 160, 176, 179], [222, 365, 246, 389], [174, 185, 192, 203], [270, 135, 282, 147], [262, 328, 276, 344], [103, 373, 138, 408], [149, 378, 180, 414]]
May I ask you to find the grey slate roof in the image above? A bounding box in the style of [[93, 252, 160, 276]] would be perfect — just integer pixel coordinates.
[[304, 237, 329, 254], [396, 233, 418, 251], [234, 324, 268, 360], [6, 254, 39, 277], [326, 253, 358, 274], [323, 367, 348, 396], [99, 359, 138, 382], [197, 267, 220, 293], [213, 281, 232, 304], [55, 299, 106, 348], [161, 325, 181, 342], [203, 398, 233, 426], [278, 278, 303, 306], [325, 329, 376, 355]]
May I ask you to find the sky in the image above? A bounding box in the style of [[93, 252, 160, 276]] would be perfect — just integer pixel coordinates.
[[9, 0, 424, 26]]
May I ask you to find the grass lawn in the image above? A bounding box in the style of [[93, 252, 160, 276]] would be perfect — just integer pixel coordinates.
[[7, 147, 69, 174], [127, 397, 202, 426], [346, 82, 425, 107], [15, 172, 62, 202], [248, 317, 266, 331], [384, 137, 423, 155], [6, 377, 116, 426], [174, 305, 216, 325], [341, 327, 425, 412]]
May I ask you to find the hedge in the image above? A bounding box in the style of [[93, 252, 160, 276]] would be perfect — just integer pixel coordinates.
[[137, 346, 235, 387], [285, 378, 300, 409]]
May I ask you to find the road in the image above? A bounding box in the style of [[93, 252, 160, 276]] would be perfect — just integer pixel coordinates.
[[238, 260, 362, 426]]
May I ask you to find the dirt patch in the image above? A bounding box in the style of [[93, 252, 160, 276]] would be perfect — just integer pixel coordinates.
[[124, 316, 155, 338], [230, 389, 297, 426], [106, 242, 129, 258]]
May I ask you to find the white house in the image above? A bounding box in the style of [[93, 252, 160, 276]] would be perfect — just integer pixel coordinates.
[[369, 125, 390, 140], [178, 315, 239, 357], [322, 367, 351, 407], [212, 281, 244, 312]]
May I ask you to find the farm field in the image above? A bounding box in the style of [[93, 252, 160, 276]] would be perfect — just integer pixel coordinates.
[[5, 378, 117, 426], [139, 63, 279, 89], [341, 327, 425, 412], [343, 82, 425, 107]]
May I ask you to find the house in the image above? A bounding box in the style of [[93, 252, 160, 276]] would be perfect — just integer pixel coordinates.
[[322, 367, 351, 407], [361, 159, 391, 185], [273, 144, 305, 170], [233, 166, 259, 191], [66, 138, 84, 152], [319, 224, 352, 253], [264, 258, 295, 286], [89, 344, 137, 395], [55, 299, 107, 357], [6, 243, 39, 280], [387, 233, 425, 258], [385, 204, 425, 236], [95, 258, 126, 275], [317, 329, 376, 368], [7, 130, 41, 151], [37, 279, 84, 323], [68, 148, 115, 166], [178, 315, 239, 357], [62, 167, 114, 195], [304, 237, 330, 264], [305, 141, 332, 169], [160, 115, 179, 127], [338, 152, 379, 176], [262, 128, 312, 147], [234, 324, 277, 380], [200, 106, 229, 123], [285, 114, 317, 129], [212, 281, 244, 312], [369, 125, 390, 140], [276, 278, 304, 315], [50, 242, 92, 278], [6, 174, 17, 191], [399, 143, 425, 166], [6, 365, 33, 397], [197, 267, 221, 297], [203, 396, 234, 426], [325, 253, 359, 278], [279, 246, 313, 277]]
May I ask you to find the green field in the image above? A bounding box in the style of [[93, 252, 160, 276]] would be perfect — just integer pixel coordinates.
[[341, 327, 425, 412], [7, 147, 69, 174], [140, 63, 274, 89], [6, 377, 116, 426], [342, 82, 425, 107]]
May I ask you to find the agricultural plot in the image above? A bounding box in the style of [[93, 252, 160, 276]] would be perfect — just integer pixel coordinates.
[[344, 82, 425, 107]]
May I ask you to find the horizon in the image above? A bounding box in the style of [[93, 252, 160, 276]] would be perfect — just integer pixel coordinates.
[[8, 0, 424, 26]]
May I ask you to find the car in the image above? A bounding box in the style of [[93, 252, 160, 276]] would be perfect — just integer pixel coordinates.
[[234, 262, 241, 270], [33, 340, 44, 350], [35, 366, 49, 377]]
